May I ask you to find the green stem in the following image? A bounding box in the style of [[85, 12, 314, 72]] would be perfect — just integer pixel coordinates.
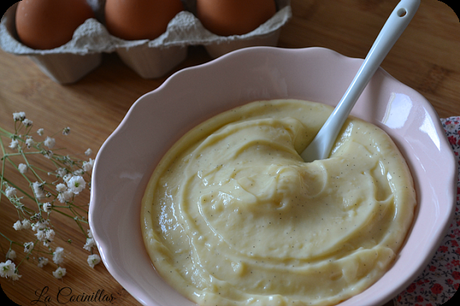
[[2, 151, 43, 158], [74, 217, 88, 236], [51, 208, 87, 225], [0, 231, 12, 243], [0, 126, 14, 137]]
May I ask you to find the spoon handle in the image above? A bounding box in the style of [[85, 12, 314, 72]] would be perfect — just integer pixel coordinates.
[[301, 0, 420, 162]]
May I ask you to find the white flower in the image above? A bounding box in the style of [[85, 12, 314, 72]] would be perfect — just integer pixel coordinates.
[[44, 137, 55, 149], [37, 257, 49, 268], [32, 181, 45, 199], [63, 174, 72, 183], [6, 250, 16, 260], [82, 158, 94, 172], [52, 267, 66, 279], [9, 139, 18, 149], [18, 163, 28, 174], [53, 247, 64, 264], [85, 148, 92, 156], [67, 176, 86, 195], [5, 186, 16, 198], [23, 242, 34, 253], [73, 169, 84, 176], [13, 220, 23, 231], [56, 168, 67, 177], [56, 183, 67, 193], [62, 127, 70, 135], [11, 272, 21, 280], [21, 219, 31, 229], [31, 220, 48, 232], [0, 260, 15, 278], [43, 202, 52, 213], [87, 254, 101, 268], [37, 128, 44, 136], [13, 112, 26, 121], [38, 257, 48, 267], [83, 237, 96, 252], [46, 229, 55, 242], [35, 230, 46, 241], [43, 150, 53, 159], [22, 118, 33, 127], [57, 190, 73, 203], [25, 137, 35, 148]]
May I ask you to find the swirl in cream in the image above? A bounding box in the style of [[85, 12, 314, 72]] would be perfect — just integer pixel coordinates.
[[142, 99, 416, 306]]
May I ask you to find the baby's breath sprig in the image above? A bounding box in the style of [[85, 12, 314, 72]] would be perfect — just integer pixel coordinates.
[[0, 112, 100, 281]]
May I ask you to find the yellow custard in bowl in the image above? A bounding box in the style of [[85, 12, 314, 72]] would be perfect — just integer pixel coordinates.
[[141, 99, 416, 306]]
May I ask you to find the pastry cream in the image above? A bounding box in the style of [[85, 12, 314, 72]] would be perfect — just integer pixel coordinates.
[[141, 99, 416, 306]]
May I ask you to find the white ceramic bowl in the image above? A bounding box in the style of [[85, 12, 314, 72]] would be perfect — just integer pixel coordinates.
[[89, 47, 457, 306]]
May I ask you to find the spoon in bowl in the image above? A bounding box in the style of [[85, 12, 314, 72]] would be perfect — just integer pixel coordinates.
[[301, 0, 420, 162]]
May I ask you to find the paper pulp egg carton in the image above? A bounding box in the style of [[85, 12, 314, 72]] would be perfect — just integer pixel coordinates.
[[0, 0, 291, 84]]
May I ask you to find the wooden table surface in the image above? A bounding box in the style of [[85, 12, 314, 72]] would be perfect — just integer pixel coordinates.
[[1, 0, 459, 305]]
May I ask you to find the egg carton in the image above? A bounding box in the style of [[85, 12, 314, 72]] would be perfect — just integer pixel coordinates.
[[0, 0, 291, 84]]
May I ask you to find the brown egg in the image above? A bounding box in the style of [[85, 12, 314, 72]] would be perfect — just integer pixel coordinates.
[[196, 0, 277, 36], [104, 0, 184, 41], [15, 0, 95, 50]]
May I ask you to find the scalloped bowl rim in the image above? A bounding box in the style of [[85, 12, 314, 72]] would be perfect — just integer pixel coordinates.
[[89, 46, 456, 306]]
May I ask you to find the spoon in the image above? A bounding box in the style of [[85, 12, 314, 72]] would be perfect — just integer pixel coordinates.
[[301, 0, 420, 162]]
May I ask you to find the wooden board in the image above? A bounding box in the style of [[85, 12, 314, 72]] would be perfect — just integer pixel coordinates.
[[1, 0, 459, 305]]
